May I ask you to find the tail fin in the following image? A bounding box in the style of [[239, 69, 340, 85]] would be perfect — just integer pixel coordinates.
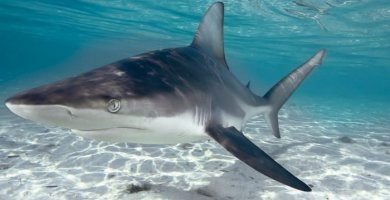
[[263, 49, 327, 138]]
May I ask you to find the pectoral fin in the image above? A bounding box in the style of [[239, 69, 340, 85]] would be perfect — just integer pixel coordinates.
[[206, 124, 311, 192]]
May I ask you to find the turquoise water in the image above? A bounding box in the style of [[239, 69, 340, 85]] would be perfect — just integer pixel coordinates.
[[1, 0, 389, 104], [0, 1, 389, 199]]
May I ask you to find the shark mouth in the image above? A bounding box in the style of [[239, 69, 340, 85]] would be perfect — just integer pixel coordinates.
[[77, 126, 147, 132], [70, 126, 149, 143]]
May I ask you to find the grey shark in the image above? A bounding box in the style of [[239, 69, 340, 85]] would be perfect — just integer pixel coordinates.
[[5, 2, 326, 192]]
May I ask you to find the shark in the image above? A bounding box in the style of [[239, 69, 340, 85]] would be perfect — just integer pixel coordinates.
[[5, 2, 326, 192]]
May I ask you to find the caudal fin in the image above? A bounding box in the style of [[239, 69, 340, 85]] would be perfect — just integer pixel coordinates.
[[263, 49, 327, 138]]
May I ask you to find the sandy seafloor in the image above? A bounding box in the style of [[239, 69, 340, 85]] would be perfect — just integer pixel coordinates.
[[0, 99, 389, 200]]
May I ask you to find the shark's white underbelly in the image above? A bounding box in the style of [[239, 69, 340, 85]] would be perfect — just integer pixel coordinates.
[[72, 112, 210, 144], [7, 103, 251, 145]]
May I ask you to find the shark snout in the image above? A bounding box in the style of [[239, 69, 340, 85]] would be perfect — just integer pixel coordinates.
[[5, 93, 121, 131], [5, 96, 75, 127]]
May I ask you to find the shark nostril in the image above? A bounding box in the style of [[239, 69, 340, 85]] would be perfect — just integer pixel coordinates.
[[66, 109, 77, 119]]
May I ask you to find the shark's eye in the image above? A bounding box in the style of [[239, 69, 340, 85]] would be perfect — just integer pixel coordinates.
[[107, 99, 121, 113]]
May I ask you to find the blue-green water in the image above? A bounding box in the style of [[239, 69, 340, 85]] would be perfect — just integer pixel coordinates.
[[0, 1, 389, 199], [1, 0, 389, 103]]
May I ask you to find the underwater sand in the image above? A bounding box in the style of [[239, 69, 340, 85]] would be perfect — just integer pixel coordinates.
[[1, 99, 389, 200]]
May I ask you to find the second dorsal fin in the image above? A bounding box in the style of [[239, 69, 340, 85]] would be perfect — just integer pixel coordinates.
[[191, 2, 228, 68], [246, 81, 251, 89]]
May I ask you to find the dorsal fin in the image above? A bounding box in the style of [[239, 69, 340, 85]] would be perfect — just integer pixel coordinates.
[[246, 81, 251, 89], [191, 2, 228, 68]]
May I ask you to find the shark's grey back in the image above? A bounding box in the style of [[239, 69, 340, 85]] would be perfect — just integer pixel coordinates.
[[111, 46, 255, 119]]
